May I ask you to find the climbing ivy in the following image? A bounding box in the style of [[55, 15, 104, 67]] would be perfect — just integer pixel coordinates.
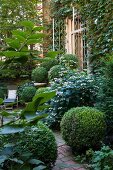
[[49, 0, 73, 52], [74, 0, 113, 70], [50, 0, 113, 70]]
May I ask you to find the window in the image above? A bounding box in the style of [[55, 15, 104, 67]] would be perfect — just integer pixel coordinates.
[[65, 7, 87, 70]]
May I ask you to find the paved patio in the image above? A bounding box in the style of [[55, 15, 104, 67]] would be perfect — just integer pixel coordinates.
[[53, 132, 87, 170]]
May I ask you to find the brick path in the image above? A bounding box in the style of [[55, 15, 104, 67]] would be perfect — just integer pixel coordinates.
[[53, 132, 87, 170]]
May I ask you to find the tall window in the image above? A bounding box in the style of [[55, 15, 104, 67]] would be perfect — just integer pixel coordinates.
[[65, 7, 87, 70]]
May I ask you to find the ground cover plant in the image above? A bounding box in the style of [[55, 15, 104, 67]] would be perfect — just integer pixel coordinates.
[[90, 145, 113, 170]]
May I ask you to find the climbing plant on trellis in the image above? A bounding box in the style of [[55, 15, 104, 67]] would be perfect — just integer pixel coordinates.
[[50, 0, 113, 70]]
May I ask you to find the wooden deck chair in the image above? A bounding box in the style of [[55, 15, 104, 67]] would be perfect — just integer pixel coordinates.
[[4, 89, 18, 109]]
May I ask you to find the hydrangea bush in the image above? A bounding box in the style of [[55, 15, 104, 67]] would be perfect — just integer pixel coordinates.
[[46, 70, 98, 128]]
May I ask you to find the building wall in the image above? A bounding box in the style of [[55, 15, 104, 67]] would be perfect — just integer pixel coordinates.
[[42, 0, 51, 54]]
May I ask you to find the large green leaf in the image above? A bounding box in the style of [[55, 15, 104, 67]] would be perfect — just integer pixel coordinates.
[[29, 159, 43, 165], [46, 51, 61, 58], [20, 21, 34, 30], [9, 158, 23, 164], [3, 51, 29, 58], [26, 114, 48, 126], [37, 104, 50, 111], [21, 152, 33, 160], [0, 155, 7, 164], [21, 99, 42, 116], [0, 111, 10, 117], [33, 165, 46, 170], [5, 39, 20, 49], [0, 98, 3, 105], [3, 51, 18, 57], [29, 33, 45, 39], [33, 26, 44, 32], [26, 39, 42, 45], [14, 35, 26, 42], [0, 125, 24, 134], [33, 91, 56, 105], [12, 30, 28, 38]]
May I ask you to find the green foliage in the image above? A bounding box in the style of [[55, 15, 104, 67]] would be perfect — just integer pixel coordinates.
[[50, 0, 113, 68], [0, 62, 35, 80], [0, 0, 41, 41], [0, 84, 7, 97], [74, 148, 94, 165], [74, 0, 113, 64], [35, 87, 52, 95], [49, 0, 73, 51], [0, 150, 46, 170], [0, 122, 57, 169], [0, 89, 4, 99], [0, 20, 45, 80], [0, 90, 56, 133], [0, 83, 56, 169], [46, 71, 97, 127], [60, 54, 79, 69], [17, 82, 34, 102], [40, 59, 58, 71], [21, 86, 36, 102], [90, 145, 113, 170], [60, 107, 106, 152], [0, 98, 3, 105], [31, 67, 48, 83], [0, 91, 56, 169], [48, 65, 64, 80], [96, 53, 113, 145], [16, 122, 57, 167]]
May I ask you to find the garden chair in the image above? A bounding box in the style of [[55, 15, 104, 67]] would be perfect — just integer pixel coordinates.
[[4, 89, 18, 109]]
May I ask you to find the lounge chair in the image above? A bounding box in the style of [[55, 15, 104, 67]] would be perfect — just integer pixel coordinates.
[[4, 89, 18, 109]]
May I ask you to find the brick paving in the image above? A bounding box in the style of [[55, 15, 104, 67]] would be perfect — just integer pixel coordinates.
[[53, 132, 87, 170]]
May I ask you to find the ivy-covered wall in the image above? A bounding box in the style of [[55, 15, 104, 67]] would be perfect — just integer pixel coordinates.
[[75, 0, 113, 70], [50, 0, 113, 70], [50, 0, 72, 52]]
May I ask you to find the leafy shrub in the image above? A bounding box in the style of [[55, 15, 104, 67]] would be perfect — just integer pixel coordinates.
[[0, 60, 35, 81], [48, 65, 64, 80], [17, 81, 34, 101], [0, 88, 4, 99], [60, 107, 106, 152], [21, 86, 36, 102], [96, 53, 113, 145], [32, 67, 48, 83], [91, 145, 113, 170], [46, 72, 97, 127], [60, 54, 79, 69], [0, 122, 57, 168], [40, 59, 58, 71]]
